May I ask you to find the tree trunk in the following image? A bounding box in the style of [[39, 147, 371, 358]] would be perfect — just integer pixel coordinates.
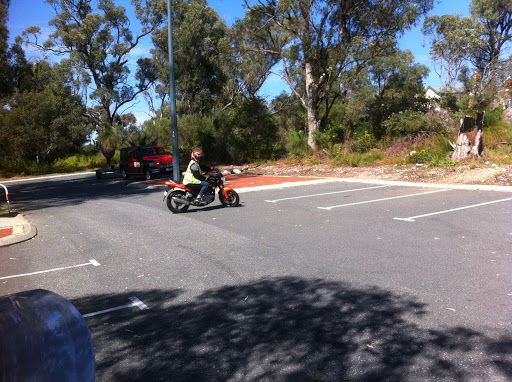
[[451, 112, 484, 161], [304, 62, 320, 151]]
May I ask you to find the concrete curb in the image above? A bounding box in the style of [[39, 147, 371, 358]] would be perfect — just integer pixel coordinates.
[[235, 177, 512, 193], [0, 215, 37, 248]]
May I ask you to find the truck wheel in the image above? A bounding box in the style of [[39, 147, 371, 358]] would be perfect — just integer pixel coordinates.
[[144, 167, 153, 180], [121, 167, 130, 180]]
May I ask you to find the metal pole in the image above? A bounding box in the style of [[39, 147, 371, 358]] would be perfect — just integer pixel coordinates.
[[167, 0, 180, 182], [0, 184, 10, 213]]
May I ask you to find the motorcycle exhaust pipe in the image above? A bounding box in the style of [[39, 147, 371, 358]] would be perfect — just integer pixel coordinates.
[[173, 196, 191, 205]]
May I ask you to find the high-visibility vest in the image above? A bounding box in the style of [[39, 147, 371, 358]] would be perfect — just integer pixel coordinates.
[[183, 160, 201, 185]]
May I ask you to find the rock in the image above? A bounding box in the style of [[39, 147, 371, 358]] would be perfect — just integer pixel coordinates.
[[231, 168, 242, 174]]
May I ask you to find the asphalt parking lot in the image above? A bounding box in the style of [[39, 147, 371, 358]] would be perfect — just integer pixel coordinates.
[[1, 173, 511, 381]]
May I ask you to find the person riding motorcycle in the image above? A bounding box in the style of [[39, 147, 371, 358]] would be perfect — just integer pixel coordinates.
[[183, 150, 209, 205]]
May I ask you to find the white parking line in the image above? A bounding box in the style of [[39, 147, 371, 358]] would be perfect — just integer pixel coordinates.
[[318, 189, 451, 210], [82, 297, 149, 318], [0, 259, 100, 280], [265, 185, 389, 203], [394, 197, 512, 222]]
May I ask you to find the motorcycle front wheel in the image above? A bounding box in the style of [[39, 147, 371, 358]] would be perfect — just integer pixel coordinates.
[[219, 189, 240, 207], [167, 190, 190, 213]]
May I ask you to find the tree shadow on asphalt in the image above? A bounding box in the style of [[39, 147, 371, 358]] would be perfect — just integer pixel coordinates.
[[71, 277, 512, 381], [8, 175, 164, 212]]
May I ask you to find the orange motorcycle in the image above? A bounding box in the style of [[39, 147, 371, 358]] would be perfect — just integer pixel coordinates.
[[163, 168, 239, 213]]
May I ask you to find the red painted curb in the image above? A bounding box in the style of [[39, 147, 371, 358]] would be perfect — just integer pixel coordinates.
[[0, 227, 13, 239]]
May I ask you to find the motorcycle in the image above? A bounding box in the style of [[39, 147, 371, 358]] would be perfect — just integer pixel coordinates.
[[163, 167, 240, 213]]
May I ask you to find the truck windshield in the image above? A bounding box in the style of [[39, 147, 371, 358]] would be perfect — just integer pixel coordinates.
[[142, 147, 166, 156]]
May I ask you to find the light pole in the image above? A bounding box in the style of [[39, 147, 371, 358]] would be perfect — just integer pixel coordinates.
[[167, 0, 180, 182]]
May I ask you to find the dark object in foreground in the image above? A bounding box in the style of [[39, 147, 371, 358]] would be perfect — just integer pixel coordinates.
[[0, 289, 95, 382]]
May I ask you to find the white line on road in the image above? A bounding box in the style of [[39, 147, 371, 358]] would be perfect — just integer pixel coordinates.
[[0, 172, 94, 184], [82, 297, 149, 318], [265, 185, 389, 203], [318, 189, 451, 210], [0, 259, 100, 280], [394, 197, 512, 222]]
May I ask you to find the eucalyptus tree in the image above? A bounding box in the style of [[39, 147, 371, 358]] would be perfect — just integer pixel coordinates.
[[21, 0, 163, 163], [0, 0, 10, 97], [422, 15, 482, 91], [151, 0, 229, 116], [366, 49, 430, 138], [469, 0, 512, 105], [242, 0, 434, 150], [471, 0, 512, 75], [221, 9, 285, 108], [0, 61, 87, 165]]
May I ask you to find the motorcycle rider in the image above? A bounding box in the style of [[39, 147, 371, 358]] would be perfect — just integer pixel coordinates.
[[183, 150, 209, 205]]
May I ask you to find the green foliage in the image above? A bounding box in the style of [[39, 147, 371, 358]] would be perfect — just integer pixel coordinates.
[[0, 153, 108, 178], [367, 49, 430, 138], [53, 154, 107, 172], [286, 130, 311, 159], [213, 97, 279, 162], [404, 135, 454, 166], [350, 132, 378, 154], [98, 128, 119, 165], [422, 15, 481, 89], [406, 150, 446, 164], [151, 0, 229, 116], [177, 114, 216, 159], [245, 0, 434, 149], [138, 118, 173, 147], [0, 61, 88, 165], [483, 107, 503, 127], [333, 150, 383, 167], [484, 121, 512, 147], [439, 91, 461, 113], [22, 0, 162, 163], [382, 111, 447, 138], [433, 134, 455, 154]]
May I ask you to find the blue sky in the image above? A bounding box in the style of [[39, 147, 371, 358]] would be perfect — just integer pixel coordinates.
[[7, 0, 472, 122]]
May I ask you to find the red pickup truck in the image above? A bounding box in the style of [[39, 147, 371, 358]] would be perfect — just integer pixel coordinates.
[[119, 145, 173, 180]]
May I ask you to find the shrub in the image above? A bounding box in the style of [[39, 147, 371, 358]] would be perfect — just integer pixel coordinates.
[[213, 97, 279, 163], [287, 130, 312, 158], [383, 111, 446, 138], [406, 150, 445, 164], [483, 107, 503, 128], [53, 154, 106, 172], [484, 121, 512, 147], [178, 114, 216, 159], [350, 131, 377, 153], [333, 150, 383, 167]]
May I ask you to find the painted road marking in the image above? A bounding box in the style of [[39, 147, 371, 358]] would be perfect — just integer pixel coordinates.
[[265, 185, 389, 203], [394, 197, 512, 222], [82, 297, 149, 318], [0, 259, 100, 280], [318, 189, 451, 211]]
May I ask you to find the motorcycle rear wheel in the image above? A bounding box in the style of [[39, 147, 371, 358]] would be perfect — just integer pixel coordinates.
[[219, 190, 240, 207], [167, 190, 190, 213]]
